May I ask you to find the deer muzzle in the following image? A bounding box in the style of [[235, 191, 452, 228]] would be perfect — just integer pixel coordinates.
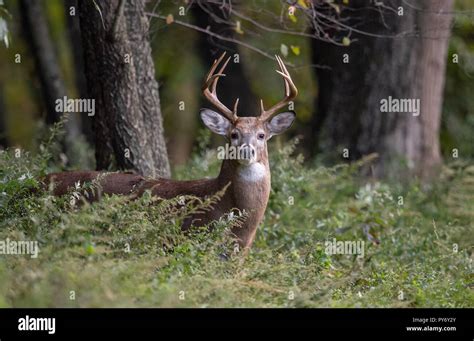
[[237, 144, 257, 165]]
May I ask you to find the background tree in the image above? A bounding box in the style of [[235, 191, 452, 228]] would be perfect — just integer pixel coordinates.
[[191, 0, 258, 116], [19, 0, 83, 163], [0, 82, 7, 148], [1, 0, 471, 176], [64, 0, 94, 145], [310, 0, 454, 179], [79, 0, 170, 178]]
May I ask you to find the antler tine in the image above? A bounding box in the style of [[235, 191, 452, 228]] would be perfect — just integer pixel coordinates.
[[233, 98, 240, 115], [210, 54, 231, 93], [202, 52, 239, 122], [204, 53, 223, 84], [259, 55, 298, 121], [276, 55, 290, 97]]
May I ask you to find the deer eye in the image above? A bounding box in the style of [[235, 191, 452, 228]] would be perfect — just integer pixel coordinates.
[[230, 132, 238, 140], [258, 133, 265, 140]]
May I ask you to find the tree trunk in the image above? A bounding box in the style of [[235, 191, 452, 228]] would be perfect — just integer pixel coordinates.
[[78, 0, 171, 178], [192, 1, 258, 116], [0, 82, 7, 148], [311, 0, 454, 179], [19, 0, 83, 162], [64, 0, 94, 145]]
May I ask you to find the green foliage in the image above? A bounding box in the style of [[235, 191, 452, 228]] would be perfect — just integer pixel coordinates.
[[0, 135, 473, 307], [442, 0, 474, 159]]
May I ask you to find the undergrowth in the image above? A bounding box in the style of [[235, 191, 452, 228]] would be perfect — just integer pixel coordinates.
[[0, 127, 472, 307]]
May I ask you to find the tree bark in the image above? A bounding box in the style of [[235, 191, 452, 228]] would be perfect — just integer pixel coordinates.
[[64, 0, 94, 145], [20, 0, 62, 125], [20, 0, 83, 161], [0, 82, 7, 148], [78, 0, 171, 178], [311, 0, 454, 179]]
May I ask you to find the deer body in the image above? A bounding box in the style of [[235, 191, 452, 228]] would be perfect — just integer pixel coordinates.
[[144, 156, 271, 247], [44, 53, 297, 250], [45, 159, 270, 248]]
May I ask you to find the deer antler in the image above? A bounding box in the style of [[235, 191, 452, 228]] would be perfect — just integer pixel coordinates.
[[202, 52, 239, 122], [259, 55, 298, 122]]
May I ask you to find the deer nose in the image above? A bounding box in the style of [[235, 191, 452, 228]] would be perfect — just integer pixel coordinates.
[[239, 144, 256, 161]]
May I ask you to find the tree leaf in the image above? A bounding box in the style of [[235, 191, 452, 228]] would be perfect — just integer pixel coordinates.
[[297, 0, 309, 9], [342, 36, 351, 46], [280, 44, 289, 57], [0, 17, 8, 48], [288, 13, 297, 23], [290, 45, 300, 56], [329, 3, 341, 14], [235, 20, 244, 34]]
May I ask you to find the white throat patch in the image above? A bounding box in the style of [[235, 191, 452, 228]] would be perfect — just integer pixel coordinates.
[[237, 162, 267, 182]]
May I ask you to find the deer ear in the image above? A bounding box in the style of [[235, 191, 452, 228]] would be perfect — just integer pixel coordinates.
[[266, 111, 296, 138], [200, 109, 232, 136]]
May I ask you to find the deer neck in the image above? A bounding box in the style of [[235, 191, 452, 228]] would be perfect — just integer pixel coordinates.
[[217, 159, 271, 211], [215, 158, 271, 248], [218, 157, 269, 182]]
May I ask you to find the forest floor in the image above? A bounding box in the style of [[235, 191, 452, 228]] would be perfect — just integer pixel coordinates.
[[0, 134, 473, 308]]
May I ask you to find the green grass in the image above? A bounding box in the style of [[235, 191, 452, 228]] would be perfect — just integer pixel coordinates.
[[0, 135, 473, 308]]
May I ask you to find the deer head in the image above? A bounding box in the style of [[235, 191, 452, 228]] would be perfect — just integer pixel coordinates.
[[200, 52, 298, 168]]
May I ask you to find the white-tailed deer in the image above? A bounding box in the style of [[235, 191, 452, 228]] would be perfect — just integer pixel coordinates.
[[44, 52, 298, 250]]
